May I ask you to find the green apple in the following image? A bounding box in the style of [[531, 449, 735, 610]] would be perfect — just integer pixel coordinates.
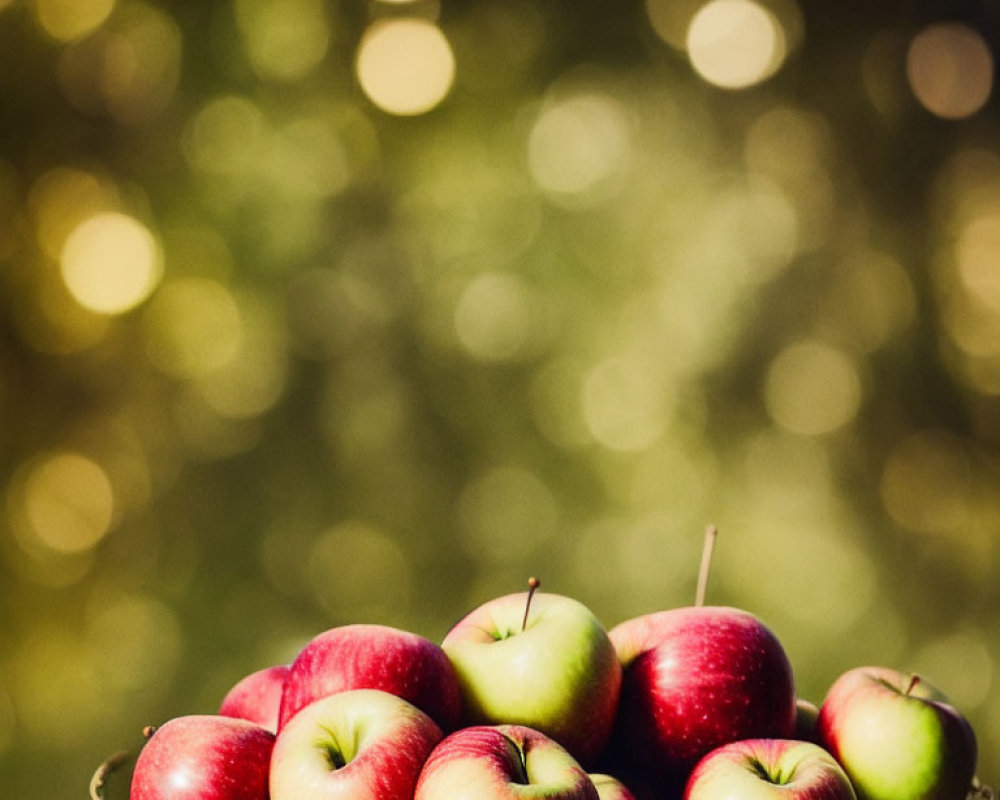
[[269, 688, 443, 800], [441, 587, 622, 766], [817, 666, 977, 800], [414, 724, 599, 800], [683, 739, 857, 800]]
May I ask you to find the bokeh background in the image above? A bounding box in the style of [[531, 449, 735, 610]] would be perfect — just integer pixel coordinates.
[[1, 0, 999, 796]]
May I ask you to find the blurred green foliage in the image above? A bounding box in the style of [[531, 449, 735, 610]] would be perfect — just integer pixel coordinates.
[[1, 0, 999, 797]]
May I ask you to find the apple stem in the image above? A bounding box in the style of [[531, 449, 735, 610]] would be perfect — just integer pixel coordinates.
[[89, 750, 131, 800], [521, 577, 540, 632], [904, 674, 921, 696], [695, 525, 718, 607]]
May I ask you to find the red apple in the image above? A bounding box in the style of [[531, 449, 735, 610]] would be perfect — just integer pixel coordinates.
[[414, 724, 599, 800], [278, 623, 461, 732], [684, 739, 857, 800], [270, 688, 442, 800], [817, 666, 977, 800], [608, 606, 796, 782], [219, 663, 288, 733], [129, 715, 274, 800]]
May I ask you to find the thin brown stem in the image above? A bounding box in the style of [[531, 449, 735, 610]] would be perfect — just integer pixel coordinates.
[[903, 674, 921, 696], [89, 750, 131, 800], [695, 525, 718, 607], [522, 577, 540, 632]]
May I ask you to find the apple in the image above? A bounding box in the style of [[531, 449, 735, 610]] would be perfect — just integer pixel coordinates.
[[269, 688, 443, 800], [129, 715, 274, 800], [414, 724, 599, 800], [219, 663, 289, 733], [794, 698, 820, 743], [683, 739, 857, 800], [591, 773, 639, 800], [608, 605, 796, 781], [278, 623, 461, 732], [440, 582, 622, 765], [817, 666, 977, 800]]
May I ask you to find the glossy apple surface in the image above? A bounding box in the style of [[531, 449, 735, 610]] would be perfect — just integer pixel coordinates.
[[683, 739, 857, 800], [817, 666, 977, 800], [278, 623, 461, 732], [591, 773, 639, 800], [414, 724, 599, 800], [441, 590, 621, 765], [219, 663, 288, 733], [129, 715, 274, 800], [270, 688, 442, 800], [608, 606, 796, 779]]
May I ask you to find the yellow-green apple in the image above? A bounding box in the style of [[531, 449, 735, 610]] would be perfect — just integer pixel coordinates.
[[219, 664, 289, 733], [269, 688, 442, 800], [817, 666, 977, 800], [683, 739, 857, 800], [440, 587, 622, 765], [414, 724, 599, 800], [608, 606, 796, 782], [591, 773, 639, 800], [278, 624, 460, 732], [129, 715, 274, 800]]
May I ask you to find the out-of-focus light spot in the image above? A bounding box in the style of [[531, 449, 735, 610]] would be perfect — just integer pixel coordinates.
[[745, 106, 833, 184], [914, 632, 993, 710], [764, 340, 862, 435], [645, 0, 704, 51], [742, 430, 832, 513], [142, 278, 243, 379], [11, 627, 102, 747], [173, 389, 261, 460], [744, 107, 835, 250], [456, 467, 557, 565], [12, 452, 114, 556], [287, 270, 389, 360], [269, 116, 350, 199], [819, 251, 917, 352], [0, 683, 13, 757], [687, 0, 786, 90], [863, 29, 910, 122], [574, 517, 698, 609], [907, 23, 993, 120], [454, 272, 534, 361], [356, 19, 455, 116], [583, 356, 672, 451], [724, 517, 875, 633], [943, 293, 1000, 359], [183, 96, 268, 176], [629, 445, 715, 523], [28, 168, 119, 260], [306, 521, 411, 621], [956, 215, 1000, 313], [56, 1, 183, 125], [700, 178, 798, 282], [530, 359, 593, 450], [196, 293, 288, 419], [528, 93, 631, 207], [880, 429, 973, 535], [235, 0, 330, 82], [87, 592, 182, 693], [60, 212, 162, 315], [34, 0, 115, 42]]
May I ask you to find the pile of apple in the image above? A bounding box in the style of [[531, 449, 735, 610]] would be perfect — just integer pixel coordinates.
[[118, 531, 987, 800]]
